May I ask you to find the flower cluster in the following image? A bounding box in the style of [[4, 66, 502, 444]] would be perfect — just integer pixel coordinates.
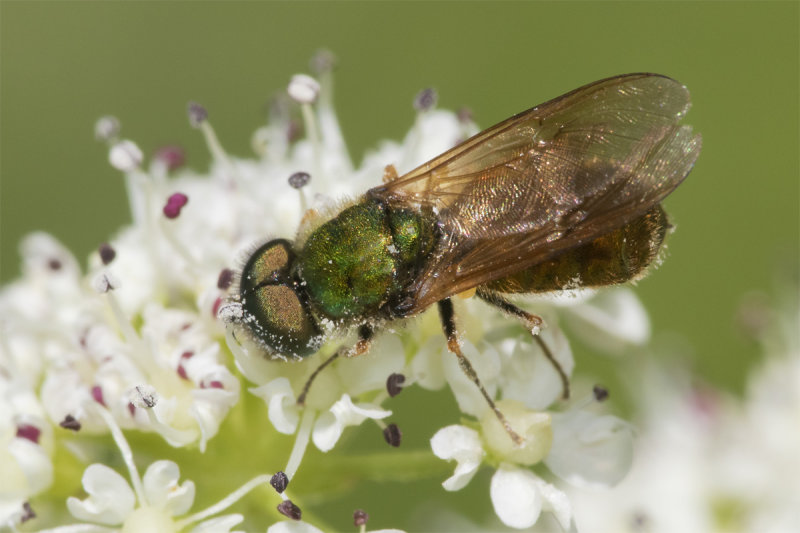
[[567, 293, 800, 533], [1, 53, 644, 531]]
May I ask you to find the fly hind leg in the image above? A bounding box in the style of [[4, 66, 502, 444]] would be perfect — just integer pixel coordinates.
[[477, 290, 570, 400], [438, 298, 523, 445]]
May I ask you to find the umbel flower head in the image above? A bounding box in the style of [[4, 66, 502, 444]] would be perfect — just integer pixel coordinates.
[[0, 52, 644, 531]]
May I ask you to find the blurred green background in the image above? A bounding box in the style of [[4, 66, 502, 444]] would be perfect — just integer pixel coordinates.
[[1, 1, 798, 530]]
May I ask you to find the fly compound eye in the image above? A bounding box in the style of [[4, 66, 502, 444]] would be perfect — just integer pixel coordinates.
[[239, 239, 322, 357], [244, 284, 321, 357], [240, 239, 295, 290]]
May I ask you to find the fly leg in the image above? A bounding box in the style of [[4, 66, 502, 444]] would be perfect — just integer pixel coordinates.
[[438, 298, 523, 445], [477, 290, 570, 400], [297, 324, 373, 406]]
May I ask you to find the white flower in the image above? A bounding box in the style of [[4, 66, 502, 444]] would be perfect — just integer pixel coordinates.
[[48, 405, 266, 533], [543, 287, 651, 354], [0, 374, 54, 529], [568, 298, 800, 533], [431, 398, 633, 530], [0, 52, 654, 532]]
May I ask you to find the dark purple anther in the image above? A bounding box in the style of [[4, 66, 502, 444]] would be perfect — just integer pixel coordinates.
[[353, 509, 369, 527], [288, 171, 311, 189], [187, 102, 208, 128], [59, 415, 82, 431], [163, 193, 189, 219], [270, 471, 289, 493], [217, 268, 234, 290], [386, 373, 406, 397], [277, 500, 302, 520], [211, 297, 223, 319], [98, 243, 116, 265], [593, 385, 609, 402], [383, 423, 402, 447], [414, 88, 437, 112], [21, 502, 36, 523], [457, 107, 473, 124], [154, 145, 186, 172], [16, 424, 41, 443], [310, 49, 337, 75], [289, 172, 311, 189], [91, 385, 106, 406], [177, 351, 194, 380]]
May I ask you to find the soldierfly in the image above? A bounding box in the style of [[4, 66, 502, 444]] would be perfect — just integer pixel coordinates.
[[231, 73, 701, 443]]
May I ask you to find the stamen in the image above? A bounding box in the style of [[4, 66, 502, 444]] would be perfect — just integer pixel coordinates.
[[593, 384, 610, 402], [288, 75, 322, 180], [93, 404, 146, 506], [162, 192, 189, 219], [20, 502, 35, 524], [109, 140, 143, 172], [59, 415, 81, 432], [217, 268, 234, 290], [15, 423, 41, 444], [174, 474, 272, 529], [284, 407, 316, 480], [310, 49, 337, 77], [158, 193, 198, 267], [400, 87, 439, 171], [140, 400, 198, 446], [187, 101, 240, 184], [277, 499, 302, 521], [353, 509, 369, 530], [574, 385, 612, 410], [98, 243, 116, 265], [270, 471, 289, 493], [153, 145, 186, 173], [382, 422, 402, 447], [288, 171, 311, 213], [93, 273, 138, 344], [386, 373, 406, 397], [413, 88, 438, 112], [94, 115, 121, 144]]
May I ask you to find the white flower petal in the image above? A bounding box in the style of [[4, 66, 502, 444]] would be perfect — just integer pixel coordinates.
[[189, 513, 244, 533], [311, 410, 343, 452], [7, 437, 54, 495], [546, 410, 633, 488], [250, 378, 299, 434], [312, 395, 390, 452], [410, 336, 447, 391], [329, 395, 390, 426], [335, 334, 405, 396], [66, 463, 135, 525], [267, 521, 325, 533], [430, 425, 484, 491], [490, 465, 542, 529], [499, 326, 573, 410], [564, 288, 650, 353], [442, 340, 499, 417], [480, 400, 552, 466], [142, 460, 195, 516], [536, 478, 572, 530]]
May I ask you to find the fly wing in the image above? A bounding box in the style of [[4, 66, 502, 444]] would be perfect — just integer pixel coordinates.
[[368, 73, 701, 314]]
